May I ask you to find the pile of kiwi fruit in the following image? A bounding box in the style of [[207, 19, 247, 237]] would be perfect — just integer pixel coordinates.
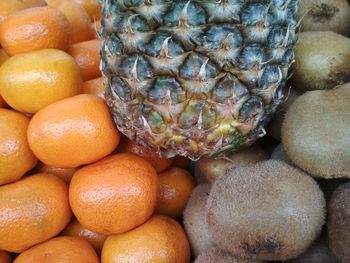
[[183, 0, 350, 262]]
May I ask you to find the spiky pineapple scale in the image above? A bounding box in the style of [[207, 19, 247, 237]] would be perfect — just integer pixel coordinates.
[[100, 0, 299, 160]]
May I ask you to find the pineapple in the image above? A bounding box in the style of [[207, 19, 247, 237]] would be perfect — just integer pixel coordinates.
[[100, 0, 299, 160]]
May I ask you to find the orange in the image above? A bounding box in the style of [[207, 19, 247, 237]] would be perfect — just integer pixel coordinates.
[[62, 218, 107, 253], [156, 168, 195, 219], [0, 49, 81, 113], [27, 94, 120, 168], [0, 173, 72, 253], [53, 1, 94, 44], [118, 138, 174, 173], [36, 162, 78, 184], [0, 250, 10, 263], [73, 0, 101, 21], [0, 95, 7, 109], [0, 7, 71, 56], [69, 153, 159, 235], [0, 109, 37, 185], [68, 39, 101, 81], [13, 236, 99, 263], [173, 155, 191, 169], [101, 214, 191, 263], [82, 77, 105, 98], [0, 1, 27, 26]]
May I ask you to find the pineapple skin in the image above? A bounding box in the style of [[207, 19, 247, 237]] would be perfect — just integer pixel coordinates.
[[100, 0, 299, 160]]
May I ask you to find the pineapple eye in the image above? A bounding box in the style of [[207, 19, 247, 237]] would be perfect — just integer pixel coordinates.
[[238, 45, 268, 69], [110, 77, 134, 101], [163, 1, 206, 27], [241, 3, 270, 26], [122, 0, 144, 8], [260, 65, 281, 89], [148, 77, 186, 104], [239, 96, 263, 122], [180, 53, 219, 80], [119, 55, 154, 80], [202, 24, 242, 49], [212, 74, 248, 103], [145, 33, 185, 57]]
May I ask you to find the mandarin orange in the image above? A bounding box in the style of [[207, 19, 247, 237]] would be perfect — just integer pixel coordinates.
[[0, 6, 71, 56], [0, 109, 37, 185], [82, 77, 105, 98], [0, 173, 72, 253], [69, 153, 159, 235], [14, 236, 99, 263], [102, 214, 191, 263]]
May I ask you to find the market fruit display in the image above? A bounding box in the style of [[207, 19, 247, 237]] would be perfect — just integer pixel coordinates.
[[101, 0, 299, 159], [0, 0, 349, 262]]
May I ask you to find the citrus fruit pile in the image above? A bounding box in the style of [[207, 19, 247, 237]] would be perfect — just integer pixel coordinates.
[[0, 1, 193, 262]]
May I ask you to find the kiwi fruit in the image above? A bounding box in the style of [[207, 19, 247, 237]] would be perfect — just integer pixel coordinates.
[[287, 234, 338, 263], [297, 0, 350, 36], [270, 144, 291, 165], [194, 246, 263, 263], [291, 31, 350, 91], [194, 143, 268, 184], [328, 181, 350, 263], [206, 160, 326, 261], [183, 184, 214, 257], [282, 84, 350, 178], [267, 88, 302, 141]]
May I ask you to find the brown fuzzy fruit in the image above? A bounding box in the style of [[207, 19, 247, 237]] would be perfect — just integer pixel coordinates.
[[183, 184, 214, 257], [194, 144, 267, 184], [291, 31, 350, 91], [206, 160, 326, 261], [287, 235, 338, 263], [297, 0, 350, 36], [195, 246, 263, 263], [282, 84, 350, 178], [328, 181, 350, 263]]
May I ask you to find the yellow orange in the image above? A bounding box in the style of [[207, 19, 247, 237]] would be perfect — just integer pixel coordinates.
[[14, 236, 99, 263], [54, 1, 94, 44], [0, 173, 72, 253], [102, 214, 191, 263], [69, 153, 159, 235], [68, 39, 101, 81], [74, 0, 101, 21], [156, 168, 195, 219], [0, 109, 37, 185], [0, 6, 71, 56], [0, 49, 81, 113], [82, 77, 105, 98], [0, 49, 8, 66], [21, 0, 47, 7], [62, 218, 107, 253], [27, 94, 120, 168]]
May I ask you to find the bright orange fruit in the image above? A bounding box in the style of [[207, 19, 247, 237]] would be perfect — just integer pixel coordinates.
[[14, 236, 99, 263], [0, 1, 27, 26], [69, 153, 159, 235], [0, 250, 11, 263], [118, 138, 174, 173], [156, 168, 195, 219], [0, 49, 81, 113], [73, 0, 101, 21], [102, 214, 191, 263], [27, 94, 120, 168], [0, 6, 71, 56], [0, 109, 37, 185], [62, 218, 107, 253], [68, 39, 101, 81], [0, 173, 72, 253]]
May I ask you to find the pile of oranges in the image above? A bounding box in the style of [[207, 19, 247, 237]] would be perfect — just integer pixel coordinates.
[[0, 1, 194, 262]]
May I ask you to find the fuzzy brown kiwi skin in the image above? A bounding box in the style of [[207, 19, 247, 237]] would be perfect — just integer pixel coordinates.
[[194, 143, 268, 184], [297, 0, 350, 36], [183, 184, 214, 257], [206, 160, 326, 261], [287, 234, 338, 263], [328, 181, 350, 263], [195, 246, 263, 263], [291, 31, 350, 92], [281, 84, 350, 178]]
